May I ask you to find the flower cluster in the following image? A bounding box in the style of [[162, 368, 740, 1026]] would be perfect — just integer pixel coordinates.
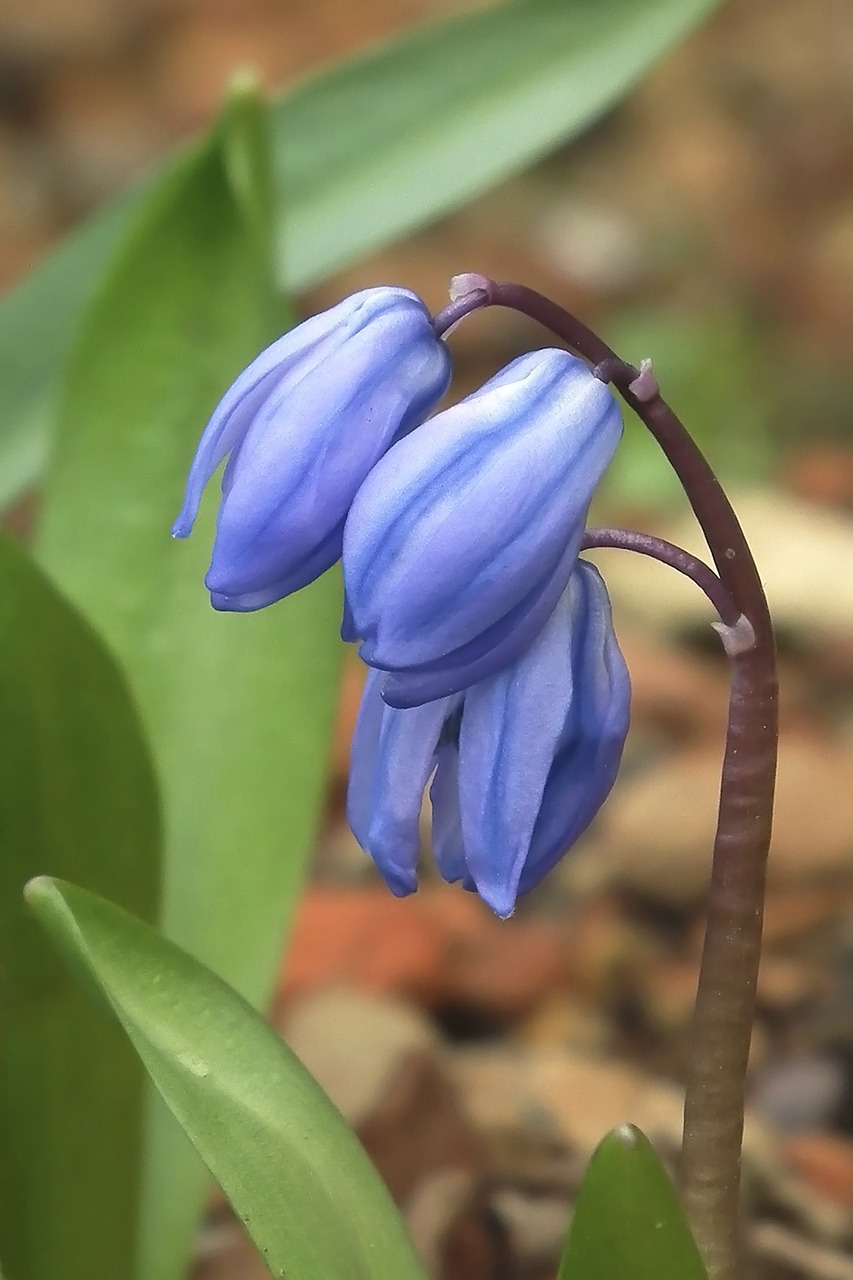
[[174, 284, 631, 915]]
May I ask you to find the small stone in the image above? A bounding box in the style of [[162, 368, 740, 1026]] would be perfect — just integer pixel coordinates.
[[280, 887, 445, 1007], [450, 1044, 777, 1175], [281, 886, 568, 1022], [761, 885, 853, 946], [783, 1133, 853, 1211], [597, 489, 853, 645], [0, 0, 141, 58], [751, 1056, 846, 1134], [406, 1170, 512, 1280], [613, 628, 729, 741], [490, 1188, 570, 1271], [281, 987, 439, 1130], [597, 734, 853, 908], [416, 892, 567, 1023], [515, 993, 612, 1058]]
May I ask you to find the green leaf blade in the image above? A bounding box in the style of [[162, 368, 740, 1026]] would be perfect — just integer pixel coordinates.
[[275, 0, 722, 289], [559, 1124, 709, 1280], [26, 878, 429, 1280], [35, 85, 343, 1280], [0, 0, 723, 505], [0, 539, 161, 1280]]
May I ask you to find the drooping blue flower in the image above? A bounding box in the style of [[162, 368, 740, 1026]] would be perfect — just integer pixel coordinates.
[[172, 287, 451, 611], [343, 349, 622, 706], [347, 561, 630, 917]]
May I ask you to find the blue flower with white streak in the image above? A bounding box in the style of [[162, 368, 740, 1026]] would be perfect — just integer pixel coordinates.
[[343, 349, 622, 707], [347, 561, 630, 917], [172, 287, 450, 611]]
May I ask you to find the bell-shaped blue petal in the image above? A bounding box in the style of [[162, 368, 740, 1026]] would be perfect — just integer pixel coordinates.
[[172, 287, 451, 611], [347, 668, 459, 897], [343, 349, 622, 702], [346, 563, 630, 918], [518, 564, 631, 897], [455, 562, 629, 915]]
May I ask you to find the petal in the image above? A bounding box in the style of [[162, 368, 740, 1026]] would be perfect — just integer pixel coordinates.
[[429, 744, 467, 885], [344, 350, 622, 673], [379, 535, 579, 707], [208, 524, 342, 611], [340, 590, 357, 643], [455, 589, 576, 917], [205, 292, 450, 604], [518, 562, 631, 895], [347, 669, 456, 897]]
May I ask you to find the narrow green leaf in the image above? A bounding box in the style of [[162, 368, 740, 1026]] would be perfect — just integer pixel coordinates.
[[271, 0, 722, 291], [558, 1125, 709, 1280], [37, 84, 343, 1279], [26, 879, 429, 1280], [0, 0, 723, 508], [0, 539, 161, 1280]]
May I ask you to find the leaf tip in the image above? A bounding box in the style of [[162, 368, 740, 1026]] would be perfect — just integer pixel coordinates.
[[23, 874, 58, 907], [226, 66, 264, 105], [611, 1122, 643, 1148]]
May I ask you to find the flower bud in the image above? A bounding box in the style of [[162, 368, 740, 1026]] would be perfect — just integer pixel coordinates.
[[172, 287, 451, 611], [347, 561, 630, 917], [343, 349, 622, 705]]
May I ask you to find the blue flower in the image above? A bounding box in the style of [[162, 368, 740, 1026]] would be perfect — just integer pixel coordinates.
[[172, 287, 451, 611], [343, 349, 622, 706], [347, 561, 630, 917]]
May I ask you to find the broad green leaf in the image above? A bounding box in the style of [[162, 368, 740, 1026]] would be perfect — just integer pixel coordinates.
[[0, 0, 723, 509], [37, 84, 343, 1279], [0, 539, 161, 1280], [26, 879, 430, 1280], [558, 1125, 709, 1280]]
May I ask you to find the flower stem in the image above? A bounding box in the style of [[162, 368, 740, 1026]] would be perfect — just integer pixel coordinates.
[[443, 279, 779, 1280], [581, 528, 739, 627]]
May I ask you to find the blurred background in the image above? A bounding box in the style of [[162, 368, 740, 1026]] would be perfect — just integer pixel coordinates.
[[2, 0, 852, 1277]]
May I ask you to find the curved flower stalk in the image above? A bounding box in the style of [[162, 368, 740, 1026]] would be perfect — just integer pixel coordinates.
[[344, 350, 622, 706], [348, 562, 630, 917], [172, 287, 450, 610]]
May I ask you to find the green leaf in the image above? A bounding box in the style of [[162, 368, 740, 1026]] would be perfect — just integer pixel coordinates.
[[36, 84, 343, 1279], [0, 0, 723, 509], [0, 539, 161, 1280], [558, 1125, 709, 1280], [25, 879, 429, 1280]]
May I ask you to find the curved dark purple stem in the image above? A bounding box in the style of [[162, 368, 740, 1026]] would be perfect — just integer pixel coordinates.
[[442, 279, 779, 1280], [581, 528, 739, 627], [432, 287, 489, 337]]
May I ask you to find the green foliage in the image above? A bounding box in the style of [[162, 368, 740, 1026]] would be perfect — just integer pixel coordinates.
[[26, 879, 430, 1280], [35, 83, 343, 1279], [0, 0, 723, 510], [558, 1125, 709, 1280], [0, 541, 161, 1280]]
